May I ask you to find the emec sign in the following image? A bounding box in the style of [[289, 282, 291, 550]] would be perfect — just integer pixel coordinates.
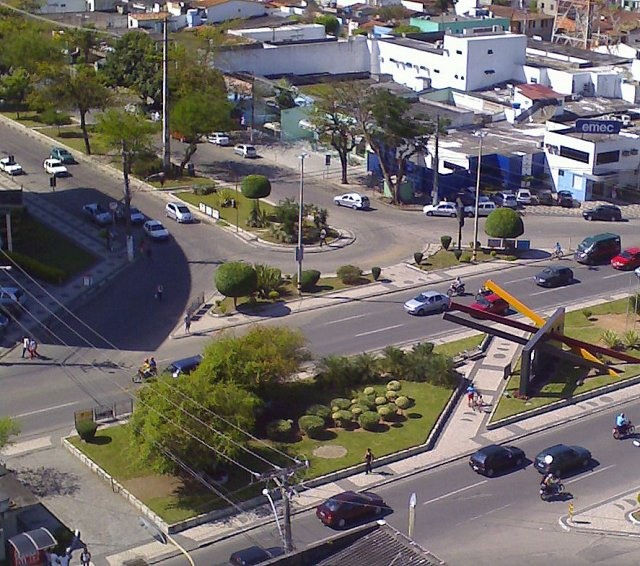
[[576, 119, 621, 135]]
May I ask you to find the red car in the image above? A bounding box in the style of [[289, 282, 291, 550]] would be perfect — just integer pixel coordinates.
[[611, 247, 640, 270], [470, 292, 509, 317], [316, 490, 385, 529]]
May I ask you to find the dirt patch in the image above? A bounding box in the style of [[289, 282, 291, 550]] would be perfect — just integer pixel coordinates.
[[313, 445, 348, 459], [122, 474, 184, 500], [591, 313, 640, 335]]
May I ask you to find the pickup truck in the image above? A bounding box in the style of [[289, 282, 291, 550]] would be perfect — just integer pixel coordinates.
[[0, 156, 23, 176], [43, 158, 68, 177]]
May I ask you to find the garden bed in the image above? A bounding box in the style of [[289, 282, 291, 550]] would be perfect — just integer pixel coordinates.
[[417, 248, 517, 271]]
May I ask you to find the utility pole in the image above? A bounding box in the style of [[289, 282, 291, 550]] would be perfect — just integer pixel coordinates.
[[121, 140, 134, 262], [432, 114, 440, 205], [296, 153, 307, 291], [250, 75, 256, 144], [162, 18, 171, 174]]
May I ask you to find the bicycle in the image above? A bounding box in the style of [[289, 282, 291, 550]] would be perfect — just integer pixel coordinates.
[[551, 248, 564, 260]]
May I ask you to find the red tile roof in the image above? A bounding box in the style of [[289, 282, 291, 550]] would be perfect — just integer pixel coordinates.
[[516, 83, 561, 101]]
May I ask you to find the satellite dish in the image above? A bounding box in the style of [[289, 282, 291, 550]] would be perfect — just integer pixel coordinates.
[[544, 455, 553, 464]]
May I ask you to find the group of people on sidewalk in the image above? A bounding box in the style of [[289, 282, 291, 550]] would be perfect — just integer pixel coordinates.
[[21, 336, 40, 359]]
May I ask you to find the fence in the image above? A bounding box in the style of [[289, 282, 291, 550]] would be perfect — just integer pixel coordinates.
[[186, 292, 205, 318]]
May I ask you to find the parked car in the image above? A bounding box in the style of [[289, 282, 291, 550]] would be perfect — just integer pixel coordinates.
[[574, 233, 621, 265], [43, 158, 68, 177], [516, 189, 532, 205], [206, 132, 230, 146], [423, 202, 458, 217], [611, 248, 640, 270], [333, 193, 370, 210], [534, 444, 591, 476], [143, 220, 170, 241], [492, 192, 517, 209], [115, 203, 145, 225], [316, 491, 385, 529], [0, 312, 9, 332], [0, 287, 26, 309], [165, 202, 194, 223], [469, 293, 509, 317], [50, 147, 75, 164], [403, 291, 450, 316], [0, 156, 23, 175], [469, 444, 525, 477], [166, 354, 202, 378], [234, 144, 257, 158], [582, 204, 622, 222], [464, 201, 496, 217], [229, 546, 284, 566], [537, 191, 554, 206], [557, 190, 574, 208], [82, 203, 112, 226], [534, 266, 574, 288]]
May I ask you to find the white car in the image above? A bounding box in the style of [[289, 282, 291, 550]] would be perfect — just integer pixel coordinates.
[[423, 202, 458, 217], [463, 201, 496, 217], [207, 132, 230, 146], [333, 193, 370, 210], [0, 156, 23, 175], [143, 219, 170, 241], [43, 158, 68, 177], [165, 202, 193, 223], [82, 203, 113, 226], [234, 144, 257, 158]]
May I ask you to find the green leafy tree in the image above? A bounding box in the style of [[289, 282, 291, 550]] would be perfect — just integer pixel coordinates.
[[129, 375, 261, 474], [0, 68, 32, 118], [39, 108, 71, 135], [275, 197, 299, 237], [193, 326, 308, 390], [102, 32, 162, 107], [376, 5, 411, 19], [310, 83, 360, 184], [171, 91, 232, 172], [316, 14, 340, 35], [0, 27, 63, 73], [64, 27, 99, 64], [215, 262, 257, 307], [484, 208, 525, 239], [274, 78, 297, 110], [170, 42, 227, 100], [0, 416, 20, 449], [241, 175, 271, 199]]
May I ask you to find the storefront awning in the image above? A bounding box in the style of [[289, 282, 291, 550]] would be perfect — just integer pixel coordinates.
[[8, 528, 57, 557]]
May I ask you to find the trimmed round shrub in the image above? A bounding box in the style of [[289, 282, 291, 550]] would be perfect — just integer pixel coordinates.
[[371, 266, 381, 281], [241, 175, 271, 199], [485, 207, 524, 239], [387, 380, 401, 391], [215, 262, 258, 304], [332, 410, 352, 427], [385, 390, 399, 402], [331, 398, 352, 411], [306, 404, 332, 424], [374, 396, 387, 406], [356, 395, 376, 410], [453, 249, 462, 260], [359, 411, 380, 431], [363, 386, 376, 396], [294, 269, 321, 291], [440, 235, 452, 250], [414, 252, 423, 265], [266, 419, 293, 441], [298, 415, 325, 438], [268, 290, 280, 301], [337, 264, 363, 284], [351, 406, 363, 417], [395, 396, 411, 410], [377, 405, 393, 419], [76, 420, 98, 442]]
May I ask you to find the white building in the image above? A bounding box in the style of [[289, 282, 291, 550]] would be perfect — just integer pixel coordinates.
[[228, 23, 326, 42], [38, 0, 86, 13], [128, 11, 187, 31], [192, 0, 267, 23]]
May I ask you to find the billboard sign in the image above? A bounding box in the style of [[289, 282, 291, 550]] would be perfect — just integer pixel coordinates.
[[576, 119, 621, 135]]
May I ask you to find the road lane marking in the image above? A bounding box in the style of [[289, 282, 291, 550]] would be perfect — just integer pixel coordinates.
[[422, 480, 487, 506], [529, 288, 562, 296], [14, 401, 78, 418], [602, 273, 626, 279], [565, 464, 615, 485], [468, 503, 511, 522], [324, 314, 368, 326], [355, 324, 404, 338]]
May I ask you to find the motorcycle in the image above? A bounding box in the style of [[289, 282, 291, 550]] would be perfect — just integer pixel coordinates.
[[613, 421, 635, 440], [539, 481, 564, 501], [132, 365, 158, 383], [447, 283, 466, 297]]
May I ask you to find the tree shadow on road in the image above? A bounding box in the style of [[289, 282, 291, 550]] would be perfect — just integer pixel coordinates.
[[14, 466, 80, 497]]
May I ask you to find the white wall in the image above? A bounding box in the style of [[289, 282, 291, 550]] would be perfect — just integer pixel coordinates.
[[214, 36, 370, 76], [519, 65, 548, 86], [228, 24, 325, 42], [546, 68, 575, 95], [591, 71, 621, 98], [205, 1, 266, 23], [39, 0, 86, 13], [621, 81, 639, 104]]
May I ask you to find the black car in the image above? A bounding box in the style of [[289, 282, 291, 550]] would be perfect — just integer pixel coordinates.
[[557, 190, 574, 208], [537, 191, 554, 206], [316, 490, 385, 529], [469, 444, 525, 477], [229, 546, 284, 566], [582, 204, 622, 222], [534, 444, 591, 476], [534, 266, 573, 288]]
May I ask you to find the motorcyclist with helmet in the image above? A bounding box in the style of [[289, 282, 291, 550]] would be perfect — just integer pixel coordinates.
[[615, 412, 631, 436], [540, 471, 560, 497], [449, 276, 465, 296]]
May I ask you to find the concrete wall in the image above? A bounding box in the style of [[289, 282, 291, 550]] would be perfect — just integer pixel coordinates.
[[228, 23, 325, 42], [204, 0, 266, 23], [546, 68, 575, 95], [39, 0, 86, 13]]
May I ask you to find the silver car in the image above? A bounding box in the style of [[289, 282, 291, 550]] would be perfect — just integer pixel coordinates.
[[403, 291, 450, 316]]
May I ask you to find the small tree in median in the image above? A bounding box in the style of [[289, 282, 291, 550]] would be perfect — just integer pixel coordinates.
[[215, 262, 257, 307], [484, 208, 524, 239]]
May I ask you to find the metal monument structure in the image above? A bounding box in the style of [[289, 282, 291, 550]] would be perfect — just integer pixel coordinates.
[[444, 280, 640, 397], [551, 0, 593, 48]]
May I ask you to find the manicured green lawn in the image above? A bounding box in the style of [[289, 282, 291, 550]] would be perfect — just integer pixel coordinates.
[[38, 126, 113, 156], [418, 249, 514, 271], [13, 214, 97, 280]]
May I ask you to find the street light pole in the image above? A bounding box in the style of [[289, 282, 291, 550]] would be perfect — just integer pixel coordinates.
[[296, 153, 308, 291], [472, 131, 487, 262]]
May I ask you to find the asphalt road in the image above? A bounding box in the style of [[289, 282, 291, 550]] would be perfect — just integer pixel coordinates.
[[160, 396, 640, 566]]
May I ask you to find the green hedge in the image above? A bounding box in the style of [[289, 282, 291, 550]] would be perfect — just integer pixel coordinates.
[[76, 420, 98, 441], [6, 251, 67, 284]]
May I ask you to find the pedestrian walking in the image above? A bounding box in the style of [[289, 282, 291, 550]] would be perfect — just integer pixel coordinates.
[[466, 384, 476, 408], [155, 284, 163, 301], [364, 448, 374, 474], [184, 314, 191, 333], [319, 227, 327, 248], [28, 339, 38, 359], [22, 336, 30, 358], [80, 547, 91, 566]]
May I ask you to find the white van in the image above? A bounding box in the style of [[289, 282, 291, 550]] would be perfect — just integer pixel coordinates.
[[517, 189, 532, 205], [464, 202, 496, 217]]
